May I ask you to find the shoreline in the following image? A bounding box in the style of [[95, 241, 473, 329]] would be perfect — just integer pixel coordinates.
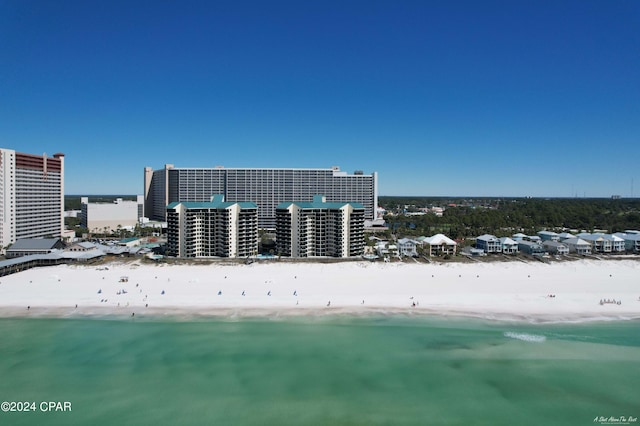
[[3, 305, 640, 325], [1, 258, 639, 324]]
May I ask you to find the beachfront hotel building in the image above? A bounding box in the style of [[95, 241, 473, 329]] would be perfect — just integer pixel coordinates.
[[144, 164, 377, 229], [166, 195, 258, 258], [0, 149, 65, 251], [275, 195, 365, 258]]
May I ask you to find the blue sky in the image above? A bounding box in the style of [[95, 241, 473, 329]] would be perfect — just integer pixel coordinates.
[[1, 0, 638, 197]]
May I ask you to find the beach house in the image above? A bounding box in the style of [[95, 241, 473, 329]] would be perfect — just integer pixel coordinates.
[[577, 233, 612, 254], [397, 238, 419, 257], [537, 231, 560, 242], [420, 234, 457, 257], [562, 237, 592, 255], [614, 231, 640, 253], [517, 240, 546, 256], [374, 241, 397, 259], [499, 237, 519, 254], [603, 234, 625, 253], [476, 234, 501, 253], [542, 240, 569, 255]]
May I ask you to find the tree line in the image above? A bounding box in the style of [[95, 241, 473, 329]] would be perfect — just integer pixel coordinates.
[[379, 197, 640, 241]]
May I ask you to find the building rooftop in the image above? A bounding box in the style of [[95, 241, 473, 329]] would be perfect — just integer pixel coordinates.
[[542, 240, 568, 247], [562, 237, 590, 245], [424, 234, 457, 245], [167, 194, 257, 210], [477, 234, 498, 241], [119, 237, 140, 244], [277, 195, 364, 210], [517, 240, 543, 247], [8, 238, 62, 251]]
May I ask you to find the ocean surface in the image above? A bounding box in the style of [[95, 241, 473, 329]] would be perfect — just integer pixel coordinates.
[[0, 315, 638, 426]]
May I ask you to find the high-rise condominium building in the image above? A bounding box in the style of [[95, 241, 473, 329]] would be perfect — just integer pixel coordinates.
[[166, 195, 258, 258], [0, 149, 65, 250], [275, 195, 365, 258], [144, 164, 377, 229]]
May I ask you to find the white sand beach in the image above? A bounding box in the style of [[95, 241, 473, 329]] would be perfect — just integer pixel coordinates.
[[0, 259, 639, 322]]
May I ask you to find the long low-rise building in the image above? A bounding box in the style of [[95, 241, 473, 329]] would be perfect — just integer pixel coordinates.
[[6, 238, 66, 258], [145, 164, 377, 229]]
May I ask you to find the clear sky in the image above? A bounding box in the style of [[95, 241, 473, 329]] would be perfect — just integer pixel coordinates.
[[1, 0, 638, 197]]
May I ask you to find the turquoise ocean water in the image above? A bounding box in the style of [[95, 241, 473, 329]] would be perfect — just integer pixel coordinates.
[[0, 315, 638, 426]]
